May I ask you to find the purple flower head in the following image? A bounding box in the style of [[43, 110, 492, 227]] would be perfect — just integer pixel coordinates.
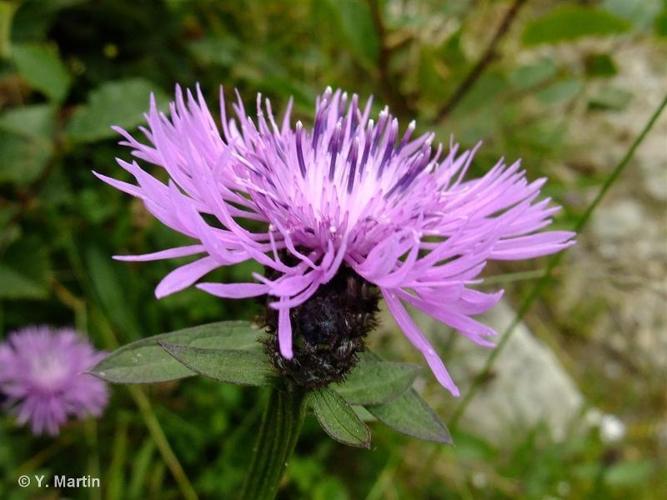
[[0, 326, 108, 435], [96, 86, 574, 396]]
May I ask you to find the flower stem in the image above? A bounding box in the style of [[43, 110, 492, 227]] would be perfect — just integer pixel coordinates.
[[240, 386, 307, 500]]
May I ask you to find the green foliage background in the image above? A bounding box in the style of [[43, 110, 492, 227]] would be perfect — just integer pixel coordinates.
[[1, 0, 666, 498]]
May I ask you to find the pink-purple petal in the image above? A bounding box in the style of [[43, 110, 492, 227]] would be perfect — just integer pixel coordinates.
[[278, 302, 293, 358], [196, 282, 269, 298], [383, 289, 460, 396], [113, 244, 206, 262], [155, 256, 219, 298]]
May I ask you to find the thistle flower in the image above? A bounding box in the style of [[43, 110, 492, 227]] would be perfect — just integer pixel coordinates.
[[0, 326, 108, 435], [96, 86, 574, 395]]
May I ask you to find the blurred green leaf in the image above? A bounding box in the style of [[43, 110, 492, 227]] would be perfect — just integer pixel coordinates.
[[510, 119, 566, 155], [160, 343, 273, 386], [187, 37, 238, 67], [438, 29, 466, 67], [585, 53, 618, 78], [452, 71, 508, 115], [0, 205, 19, 246], [536, 78, 583, 104], [0, 104, 55, 138], [321, 0, 379, 68], [308, 388, 371, 448], [77, 188, 116, 224], [604, 0, 662, 29], [605, 460, 654, 487], [0, 237, 50, 300], [230, 49, 314, 106], [66, 78, 168, 143], [367, 389, 451, 444], [522, 6, 630, 46], [128, 439, 155, 500], [11, 0, 88, 43], [509, 59, 557, 91], [655, 7, 667, 36], [588, 86, 633, 111], [412, 47, 446, 104], [0, 1, 16, 58], [85, 246, 142, 339], [91, 321, 263, 383], [12, 43, 71, 102], [445, 431, 497, 461], [0, 264, 48, 300], [313, 477, 349, 500], [107, 416, 129, 500], [0, 131, 52, 185], [332, 352, 420, 405]]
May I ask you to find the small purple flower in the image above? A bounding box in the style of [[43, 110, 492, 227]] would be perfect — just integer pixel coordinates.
[[0, 326, 108, 436], [96, 87, 574, 396]]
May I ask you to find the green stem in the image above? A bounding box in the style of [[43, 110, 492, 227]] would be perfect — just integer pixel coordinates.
[[240, 386, 307, 500]]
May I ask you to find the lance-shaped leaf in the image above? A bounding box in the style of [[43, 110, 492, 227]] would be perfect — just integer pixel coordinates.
[[522, 6, 630, 46], [160, 343, 273, 386], [352, 405, 377, 422], [308, 388, 371, 448], [332, 353, 420, 405], [91, 321, 263, 384], [367, 389, 452, 444]]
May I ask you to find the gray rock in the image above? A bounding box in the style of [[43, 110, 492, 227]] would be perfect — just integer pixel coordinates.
[[444, 301, 584, 442]]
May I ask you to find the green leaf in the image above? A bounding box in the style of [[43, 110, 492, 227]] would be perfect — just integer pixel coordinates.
[[352, 405, 377, 422], [535, 78, 583, 104], [127, 439, 155, 499], [522, 6, 630, 46], [13, 43, 71, 102], [66, 78, 168, 143], [452, 71, 508, 116], [508, 59, 557, 91], [588, 86, 633, 111], [0, 264, 48, 300], [367, 389, 452, 444], [0, 104, 55, 139], [91, 321, 264, 384], [187, 37, 238, 67], [332, 353, 420, 405], [0, 1, 17, 59], [85, 246, 142, 340], [308, 388, 371, 448], [584, 53, 618, 78], [0, 237, 50, 300], [321, 0, 379, 69], [160, 343, 273, 386], [604, 0, 662, 30], [604, 460, 654, 487], [656, 6, 667, 36], [0, 131, 52, 185]]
